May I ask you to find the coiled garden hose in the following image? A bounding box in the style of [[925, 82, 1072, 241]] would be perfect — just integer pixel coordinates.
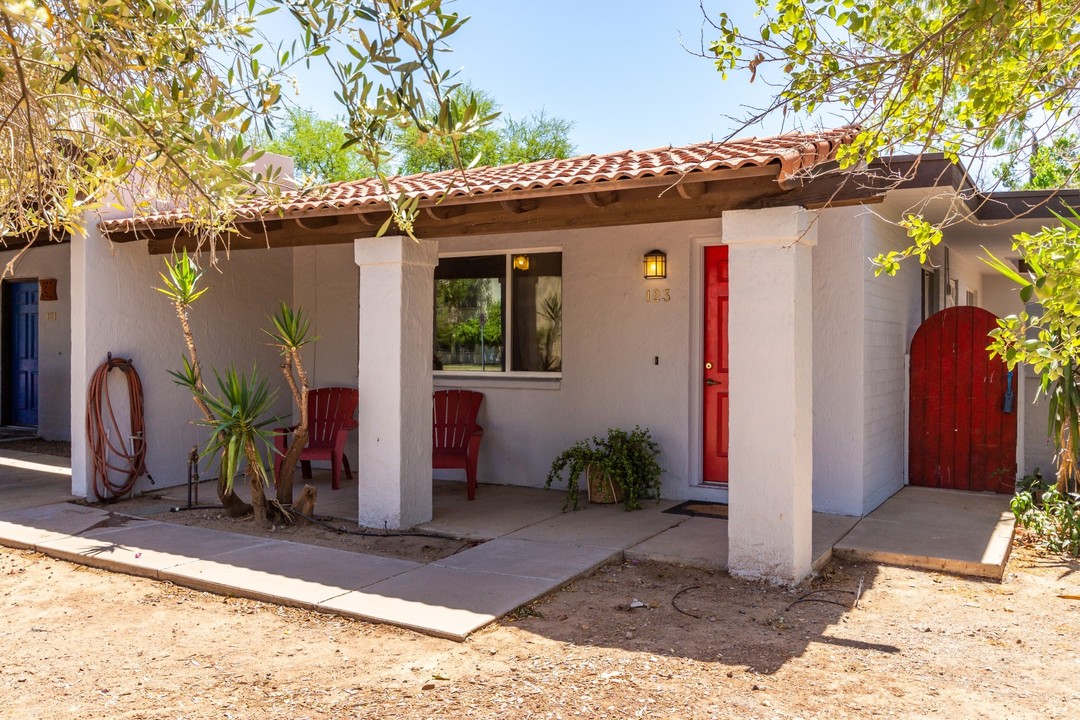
[[86, 354, 149, 500]]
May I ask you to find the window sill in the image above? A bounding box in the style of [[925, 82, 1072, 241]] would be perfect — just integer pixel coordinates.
[[433, 371, 562, 391]]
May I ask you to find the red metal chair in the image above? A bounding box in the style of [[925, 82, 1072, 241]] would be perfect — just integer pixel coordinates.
[[274, 387, 359, 491], [432, 389, 484, 500]]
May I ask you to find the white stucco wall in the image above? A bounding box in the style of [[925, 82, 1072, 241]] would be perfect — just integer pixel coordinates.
[[862, 211, 922, 514], [946, 250, 984, 307], [292, 244, 360, 466], [811, 207, 867, 516], [431, 220, 711, 500], [288, 220, 720, 501], [70, 227, 294, 498], [1, 242, 72, 440]]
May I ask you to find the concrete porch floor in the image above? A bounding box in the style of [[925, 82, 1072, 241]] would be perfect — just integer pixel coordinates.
[[0, 449, 1016, 638], [833, 486, 1016, 579], [230, 471, 856, 572]]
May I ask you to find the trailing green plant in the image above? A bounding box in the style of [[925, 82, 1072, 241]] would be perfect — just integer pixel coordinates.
[[985, 210, 1080, 497], [1012, 480, 1080, 557], [546, 426, 662, 512]]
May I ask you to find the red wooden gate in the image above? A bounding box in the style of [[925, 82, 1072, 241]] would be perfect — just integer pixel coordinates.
[[909, 306, 1016, 493]]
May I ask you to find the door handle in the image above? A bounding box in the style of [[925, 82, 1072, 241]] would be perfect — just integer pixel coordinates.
[[705, 378, 720, 387]]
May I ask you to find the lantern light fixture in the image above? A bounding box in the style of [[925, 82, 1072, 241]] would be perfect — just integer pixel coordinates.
[[643, 249, 667, 279], [513, 254, 530, 271]]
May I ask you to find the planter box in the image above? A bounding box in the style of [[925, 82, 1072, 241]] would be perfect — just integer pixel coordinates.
[[587, 465, 624, 505]]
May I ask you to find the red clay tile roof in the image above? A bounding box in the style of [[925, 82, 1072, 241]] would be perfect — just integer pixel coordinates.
[[100, 126, 857, 234]]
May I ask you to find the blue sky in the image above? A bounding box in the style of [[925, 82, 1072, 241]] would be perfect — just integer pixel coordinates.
[[284, 1, 838, 157]]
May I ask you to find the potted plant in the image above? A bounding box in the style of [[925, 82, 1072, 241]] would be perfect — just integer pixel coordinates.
[[546, 426, 662, 511]]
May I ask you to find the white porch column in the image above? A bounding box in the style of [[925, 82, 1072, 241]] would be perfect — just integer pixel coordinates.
[[355, 235, 438, 529], [723, 206, 816, 584]]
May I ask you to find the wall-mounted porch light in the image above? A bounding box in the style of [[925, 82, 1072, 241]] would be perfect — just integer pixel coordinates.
[[513, 254, 530, 271], [643, 250, 667, 279]]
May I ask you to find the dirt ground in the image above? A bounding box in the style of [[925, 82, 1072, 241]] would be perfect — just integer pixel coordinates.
[[0, 438, 71, 457], [1, 533, 1078, 720]]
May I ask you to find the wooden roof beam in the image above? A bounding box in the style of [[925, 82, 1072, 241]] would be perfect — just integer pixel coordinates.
[[424, 204, 467, 221], [583, 190, 619, 208], [294, 215, 339, 231], [675, 181, 708, 200], [500, 198, 539, 214]]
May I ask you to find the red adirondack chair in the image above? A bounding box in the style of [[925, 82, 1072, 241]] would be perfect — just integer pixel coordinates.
[[432, 389, 484, 500], [274, 387, 359, 490]]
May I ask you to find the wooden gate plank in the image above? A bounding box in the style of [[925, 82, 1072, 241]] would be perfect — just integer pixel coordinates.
[[953, 308, 974, 491], [923, 312, 943, 487], [938, 307, 958, 489]]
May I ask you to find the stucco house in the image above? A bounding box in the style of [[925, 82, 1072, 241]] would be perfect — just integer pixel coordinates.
[[0, 127, 1060, 583]]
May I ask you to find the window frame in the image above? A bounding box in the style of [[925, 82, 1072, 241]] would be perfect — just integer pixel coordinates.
[[433, 246, 563, 379]]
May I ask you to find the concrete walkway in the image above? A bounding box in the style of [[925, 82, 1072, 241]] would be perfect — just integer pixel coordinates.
[[0, 500, 665, 640], [0, 455, 852, 640], [0, 449, 1016, 638], [0, 448, 76, 511]]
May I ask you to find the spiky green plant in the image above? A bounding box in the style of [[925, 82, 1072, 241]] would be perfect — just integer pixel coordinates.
[[265, 302, 318, 504], [156, 252, 252, 517], [194, 366, 279, 520]]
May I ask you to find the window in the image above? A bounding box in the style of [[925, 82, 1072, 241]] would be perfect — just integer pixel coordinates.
[[434, 252, 562, 373]]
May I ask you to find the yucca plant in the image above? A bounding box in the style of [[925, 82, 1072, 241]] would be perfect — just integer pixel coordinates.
[[157, 253, 322, 525], [158, 251, 251, 517], [265, 302, 318, 505], [194, 366, 280, 523]]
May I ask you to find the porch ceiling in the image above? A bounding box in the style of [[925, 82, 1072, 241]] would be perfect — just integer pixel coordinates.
[[884, 185, 1076, 262], [126, 167, 897, 255]]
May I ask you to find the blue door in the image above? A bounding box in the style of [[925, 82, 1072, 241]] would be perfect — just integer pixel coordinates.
[[4, 281, 38, 426]]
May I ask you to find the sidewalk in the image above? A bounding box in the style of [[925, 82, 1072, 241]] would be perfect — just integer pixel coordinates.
[[0, 501, 668, 640]]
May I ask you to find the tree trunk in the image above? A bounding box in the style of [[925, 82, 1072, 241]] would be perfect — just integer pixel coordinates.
[[245, 444, 270, 528], [216, 457, 252, 517], [275, 347, 310, 506], [275, 427, 307, 505], [217, 476, 253, 518]]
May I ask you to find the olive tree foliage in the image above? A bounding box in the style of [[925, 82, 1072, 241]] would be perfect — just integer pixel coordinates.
[[0, 0, 488, 273], [709, 0, 1080, 266], [711, 0, 1080, 492]]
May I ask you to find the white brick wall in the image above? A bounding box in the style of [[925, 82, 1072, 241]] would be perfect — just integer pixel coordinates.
[[862, 212, 921, 513], [812, 207, 866, 516]]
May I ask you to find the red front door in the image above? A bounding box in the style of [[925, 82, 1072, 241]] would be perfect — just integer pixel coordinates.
[[703, 245, 729, 483], [909, 306, 1017, 493]]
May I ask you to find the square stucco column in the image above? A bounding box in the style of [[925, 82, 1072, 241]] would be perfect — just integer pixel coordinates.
[[723, 206, 816, 584], [355, 235, 438, 529]]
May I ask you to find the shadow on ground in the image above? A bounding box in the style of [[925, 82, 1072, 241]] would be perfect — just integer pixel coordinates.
[[500, 558, 890, 673]]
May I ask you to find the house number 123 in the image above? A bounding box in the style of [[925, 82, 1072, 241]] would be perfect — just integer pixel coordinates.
[[645, 289, 671, 303]]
